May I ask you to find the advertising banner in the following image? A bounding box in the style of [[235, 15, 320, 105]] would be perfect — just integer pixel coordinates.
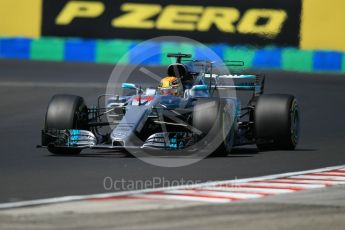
[[301, 0, 345, 51], [42, 0, 302, 46]]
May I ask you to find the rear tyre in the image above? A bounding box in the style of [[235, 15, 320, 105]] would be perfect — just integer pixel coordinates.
[[44, 94, 88, 155], [193, 98, 235, 157], [255, 94, 300, 151]]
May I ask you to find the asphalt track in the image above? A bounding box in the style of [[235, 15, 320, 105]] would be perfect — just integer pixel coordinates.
[[0, 59, 345, 203]]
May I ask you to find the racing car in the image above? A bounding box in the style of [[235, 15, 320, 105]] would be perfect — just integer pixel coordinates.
[[39, 53, 300, 156]]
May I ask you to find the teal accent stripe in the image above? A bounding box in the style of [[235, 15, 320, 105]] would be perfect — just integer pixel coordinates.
[[282, 48, 313, 72], [30, 37, 64, 61], [0, 36, 345, 73], [96, 39, 131, 64]]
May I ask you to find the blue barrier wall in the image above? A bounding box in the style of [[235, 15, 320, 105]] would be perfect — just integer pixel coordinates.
[[0, 37, 344, 73]]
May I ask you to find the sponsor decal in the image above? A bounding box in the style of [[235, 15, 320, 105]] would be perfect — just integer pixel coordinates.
[[42, 0, 301, 46]]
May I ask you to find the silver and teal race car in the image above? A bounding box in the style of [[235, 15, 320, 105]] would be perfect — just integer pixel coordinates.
[[39, 53, 300, 156]]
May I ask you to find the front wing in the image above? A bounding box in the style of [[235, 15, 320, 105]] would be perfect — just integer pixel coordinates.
[[39, 129, 198, 151]]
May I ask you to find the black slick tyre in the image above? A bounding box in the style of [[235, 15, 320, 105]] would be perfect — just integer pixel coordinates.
[[44, 94, 88, 155], [254, 94, 300, 151]]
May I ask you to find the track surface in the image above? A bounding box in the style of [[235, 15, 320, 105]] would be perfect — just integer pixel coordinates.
[[0, 59, 345, 203]]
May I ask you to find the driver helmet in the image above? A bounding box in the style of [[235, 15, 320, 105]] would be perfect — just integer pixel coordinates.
[[158, 76, 183, 97]]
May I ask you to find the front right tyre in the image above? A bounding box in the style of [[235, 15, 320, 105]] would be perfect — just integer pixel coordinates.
[[254, 94, 300, 151], [192, 98, 235, 157]]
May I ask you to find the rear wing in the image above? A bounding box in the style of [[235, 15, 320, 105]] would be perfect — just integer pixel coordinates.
[[204, 74, 265, 96]]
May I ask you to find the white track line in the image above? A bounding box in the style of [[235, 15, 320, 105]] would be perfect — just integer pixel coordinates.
[[132, 194, 230, 203], [148, 192, 237, 202], [202, 186, 294, 194], [265, 179, 345, 185], [240, 182, 326, 189], [161, 189, 264, 199], [312, 172, 345, 176], [291, 175, 345, 181], [1, 164, 345, 209]]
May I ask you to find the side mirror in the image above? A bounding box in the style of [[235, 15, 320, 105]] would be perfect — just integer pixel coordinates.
[[122, 83, 137, 90], [191, 85, 208, 91]]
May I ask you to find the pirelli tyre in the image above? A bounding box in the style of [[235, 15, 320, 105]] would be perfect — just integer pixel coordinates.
[[193, 98, 235, 157], [254, 94, 300, 151], [44, 94, 88, 155]]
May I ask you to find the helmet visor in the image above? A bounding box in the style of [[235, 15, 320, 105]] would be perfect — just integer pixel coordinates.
[[159, 87, 178, 96]]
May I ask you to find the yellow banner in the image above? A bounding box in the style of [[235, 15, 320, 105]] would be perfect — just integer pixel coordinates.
[[0, 0, 42, 37], [301, 0, 345, 51], [0, 0, 345, 52]]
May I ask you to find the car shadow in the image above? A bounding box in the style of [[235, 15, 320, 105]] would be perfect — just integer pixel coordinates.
[[47, 147, 260, 159], [47, 150, 132, 158], [207, 147, 259, 158], [290, 148, 318, 152], [47, 147, 316, 159]]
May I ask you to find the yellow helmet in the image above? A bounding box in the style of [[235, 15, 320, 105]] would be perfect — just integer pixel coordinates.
[[159, 76, 183, 96]]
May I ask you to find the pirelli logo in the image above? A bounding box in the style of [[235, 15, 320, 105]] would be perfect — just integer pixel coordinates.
[[42, 0, 302, 46]]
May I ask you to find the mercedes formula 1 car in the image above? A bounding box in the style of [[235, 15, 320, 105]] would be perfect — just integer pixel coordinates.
[[39, 53, 300, 156]]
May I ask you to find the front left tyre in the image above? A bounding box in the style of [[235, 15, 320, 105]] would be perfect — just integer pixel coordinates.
[[44, 94, 88, 155]]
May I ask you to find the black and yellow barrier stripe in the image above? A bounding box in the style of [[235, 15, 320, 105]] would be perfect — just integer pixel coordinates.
[[0, 0, 344, 51], [0, 0, 344, 72]]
